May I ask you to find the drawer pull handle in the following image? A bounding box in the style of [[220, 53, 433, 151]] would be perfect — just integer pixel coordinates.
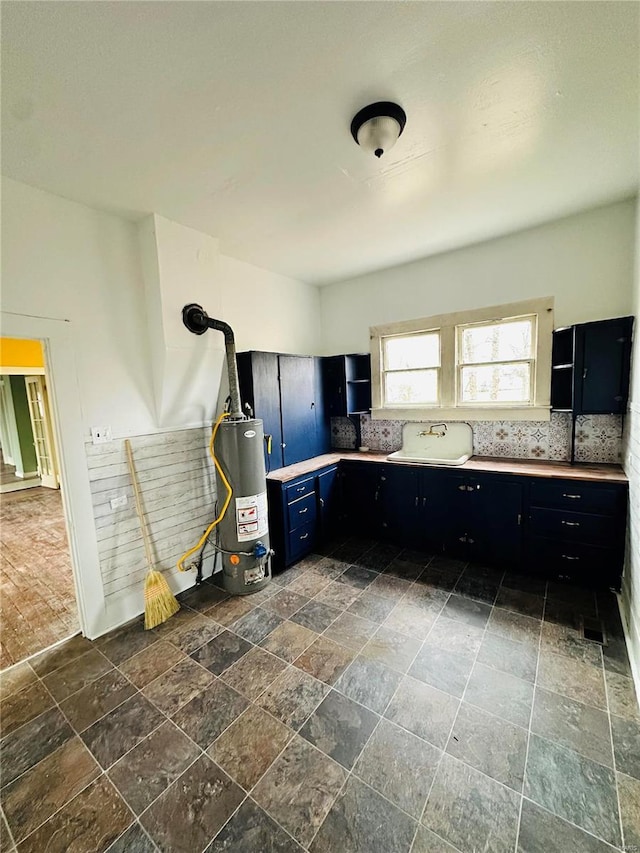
[[561, 520, 580, 527], [300, 533, 309, 540], [561, 554, 580, 561], [296, 486, 306, 493], [415, 496, 419, 507], [562, 493, 581, 499], [319, 498, 325, 507], [299, 507, 308, 514]]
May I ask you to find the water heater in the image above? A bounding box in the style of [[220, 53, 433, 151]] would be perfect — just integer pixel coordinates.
[[182, 303, 271, 595]]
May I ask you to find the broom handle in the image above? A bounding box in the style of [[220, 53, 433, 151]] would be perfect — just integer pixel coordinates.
[[125, 439, 155, 573]]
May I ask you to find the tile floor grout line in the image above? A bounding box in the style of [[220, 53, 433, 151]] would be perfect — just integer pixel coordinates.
[[9, 758, 136, 849], [518, 793, 625, 852], [602, 647, 627, 852], [104, 819, 160, 853], [304, 577, 450, 853], [513, 585, 545, 852], [0, 805, 18, 852], [416, 591, 501, 844]]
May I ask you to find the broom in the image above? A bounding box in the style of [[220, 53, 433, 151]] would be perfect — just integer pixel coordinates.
[[125, 439, 180, 629]]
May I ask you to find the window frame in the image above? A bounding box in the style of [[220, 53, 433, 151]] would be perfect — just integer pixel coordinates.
[[381, 328, 441, 408], [370, 297, 553, 421]]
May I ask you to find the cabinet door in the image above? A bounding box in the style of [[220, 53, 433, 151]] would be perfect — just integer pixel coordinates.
[[468, 478, 523, 566], [321, 356, 347, 417], [380, 466, 419, 546], [313, 357, 331, 456], [575, 317, 633, 414], [339, 462, 383, 538], [237, 352, 284, 470], [439, 474, 473, 559], [317, 466, 339, 540], [279, 356, 317, 467], [417, 470, 450, 552]]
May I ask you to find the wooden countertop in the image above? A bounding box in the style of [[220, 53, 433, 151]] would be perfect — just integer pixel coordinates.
[[266, 452, 628, 484]]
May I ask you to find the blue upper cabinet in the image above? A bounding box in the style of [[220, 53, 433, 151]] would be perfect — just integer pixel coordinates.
[[574, 317, 633, 415], [237, 351, 330, 471], [279, 355, 318, 467], [551, 316, 633, 415]]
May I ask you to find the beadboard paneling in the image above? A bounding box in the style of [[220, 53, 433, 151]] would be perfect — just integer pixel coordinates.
[[86, 427, 216, 600]]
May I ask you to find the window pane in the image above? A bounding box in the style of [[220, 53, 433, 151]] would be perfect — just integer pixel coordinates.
[[384, 332, 440, 370], [460, 363, 531, 403], [459, 319, 533, 364], [385, 369, 438, 405]]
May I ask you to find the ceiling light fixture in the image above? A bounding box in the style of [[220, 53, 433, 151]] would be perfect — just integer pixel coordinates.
[[350, 101, 407, 159]]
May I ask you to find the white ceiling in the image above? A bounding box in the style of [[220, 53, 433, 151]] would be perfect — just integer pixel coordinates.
[[2, 2, 638, 285]]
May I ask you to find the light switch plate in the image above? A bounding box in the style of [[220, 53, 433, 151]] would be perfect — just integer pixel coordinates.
[[91, 425, 112, 445]]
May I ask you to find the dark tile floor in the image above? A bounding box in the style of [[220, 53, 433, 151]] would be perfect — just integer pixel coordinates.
[[1, 537, 639, 853]]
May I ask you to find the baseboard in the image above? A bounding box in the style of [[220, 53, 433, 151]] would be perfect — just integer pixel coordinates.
[[0, 479, 42, 494], [619, 588, 640, 698], [15, 470, 39, 480]]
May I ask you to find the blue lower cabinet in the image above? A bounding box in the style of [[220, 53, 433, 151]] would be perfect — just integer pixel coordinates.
[[268, 459, 627, 589], [267, 464, 340, 572]]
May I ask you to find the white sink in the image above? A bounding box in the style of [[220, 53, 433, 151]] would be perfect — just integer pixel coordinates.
[[387, 449, 471, 466], [386, 422, 473, 467]]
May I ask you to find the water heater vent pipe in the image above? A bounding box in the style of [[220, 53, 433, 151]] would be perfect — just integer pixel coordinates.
[[182, 303, 243, 418]]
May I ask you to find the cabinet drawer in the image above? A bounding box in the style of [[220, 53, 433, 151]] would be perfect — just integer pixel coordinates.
[[530, 480, 621, 515], [287, 522, 316, 563], [528, 536, 618, 585], [287, 492, 317, 533], [285, 477, 315, 504], [529, 507, 617, 546]]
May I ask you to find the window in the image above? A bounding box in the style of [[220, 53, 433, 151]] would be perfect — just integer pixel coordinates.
[[457, 316, 535, 405], [371, 297, 553, 421], [382, 330, 440, 406]]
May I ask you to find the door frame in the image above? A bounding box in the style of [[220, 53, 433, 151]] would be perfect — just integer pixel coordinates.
[[0, 313, 105, 639]]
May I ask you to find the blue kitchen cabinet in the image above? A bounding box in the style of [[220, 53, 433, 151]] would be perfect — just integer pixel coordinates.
[[237, 351, 329, 470], [267, 464, 340, 570], [551, 316, 633, 416], [338, 460, 384, 538], [439, 473, 524, 565]]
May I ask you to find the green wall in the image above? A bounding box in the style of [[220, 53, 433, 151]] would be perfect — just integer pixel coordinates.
[[9, 376, 37, 474]]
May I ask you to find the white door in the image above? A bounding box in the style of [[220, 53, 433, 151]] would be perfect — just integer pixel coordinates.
[[25, 376, 59, 489]]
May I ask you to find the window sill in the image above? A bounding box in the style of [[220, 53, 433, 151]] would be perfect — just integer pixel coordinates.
[[371, 406, 552, 422]]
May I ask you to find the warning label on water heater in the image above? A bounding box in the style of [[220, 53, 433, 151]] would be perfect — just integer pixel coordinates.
[[235, 492, 268, 542]]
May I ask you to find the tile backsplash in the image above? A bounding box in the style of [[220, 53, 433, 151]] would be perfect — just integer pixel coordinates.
[[330, 413, 623, 464]]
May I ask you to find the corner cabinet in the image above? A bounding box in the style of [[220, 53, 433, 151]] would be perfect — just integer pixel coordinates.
[[267, 464, 340, 570], [322, 354, 371, 448], [237, 351, 330, 469]]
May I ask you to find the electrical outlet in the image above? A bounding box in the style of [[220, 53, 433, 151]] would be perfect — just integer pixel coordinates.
[[110, 495, 128, 510], [91, 425, 112, 445]]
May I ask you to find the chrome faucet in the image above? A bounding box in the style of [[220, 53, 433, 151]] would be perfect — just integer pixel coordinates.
[[418, 423, 448, 438]]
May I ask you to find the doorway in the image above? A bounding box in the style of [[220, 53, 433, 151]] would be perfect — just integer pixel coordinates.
[[0, 337, 79, 669]]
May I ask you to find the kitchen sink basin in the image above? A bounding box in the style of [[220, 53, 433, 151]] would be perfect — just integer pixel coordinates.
[[386, 449, 470, 466], [386, 421, 473, 467]]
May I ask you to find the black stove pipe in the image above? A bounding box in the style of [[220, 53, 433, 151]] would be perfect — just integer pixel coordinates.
[[182, 303, 243, 419]]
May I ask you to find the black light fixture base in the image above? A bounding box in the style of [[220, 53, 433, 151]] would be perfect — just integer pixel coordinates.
[[350, 101, 407, 144]]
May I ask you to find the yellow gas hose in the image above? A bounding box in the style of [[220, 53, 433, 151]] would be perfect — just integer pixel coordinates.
[[177, 412, 233, 572]]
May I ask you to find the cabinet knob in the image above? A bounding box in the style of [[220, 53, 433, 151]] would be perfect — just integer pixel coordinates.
[[561, 554, 580, 561], [562, 493, 581, 500], [561, 520, 580, 527]]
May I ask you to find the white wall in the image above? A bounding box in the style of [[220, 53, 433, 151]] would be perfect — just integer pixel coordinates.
[[622, 196, 640, 691], [320, 199, 637, 354], [1, 178, 321, 636]]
